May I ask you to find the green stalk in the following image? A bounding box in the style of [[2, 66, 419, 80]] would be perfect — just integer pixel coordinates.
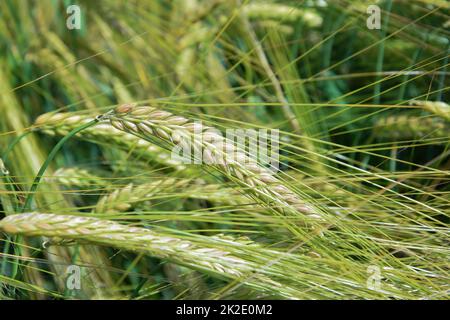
[[2, 131, 33, 165], [1, 133, 32, 278], [21, 118, 101, 212], [436, 42, 449, 102], [397, 33, 427, 101], [373, 0, 393, 105]]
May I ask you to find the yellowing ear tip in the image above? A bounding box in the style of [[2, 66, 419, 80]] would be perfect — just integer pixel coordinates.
[[115, 103, 135, 114], [35, 113, 51, 125]]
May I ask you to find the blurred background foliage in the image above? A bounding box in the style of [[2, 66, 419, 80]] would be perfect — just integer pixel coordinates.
[[0, 0, 449, 299]]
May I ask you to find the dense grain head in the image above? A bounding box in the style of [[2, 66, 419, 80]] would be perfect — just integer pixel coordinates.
[[35, 112, 55, 125], [109, 106, 318, 217], [115, 103, 135, 114]]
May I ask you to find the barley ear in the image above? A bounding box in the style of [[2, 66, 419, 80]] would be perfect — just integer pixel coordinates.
[[109, 105, 323, 220]]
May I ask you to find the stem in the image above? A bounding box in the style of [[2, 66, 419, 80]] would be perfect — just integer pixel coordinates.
[[373, 0, 393, 105], [1, 132, 33, 278], [436, 42, 449, 102], [2, 130, 33, 164], [21, 119, 101, 212]]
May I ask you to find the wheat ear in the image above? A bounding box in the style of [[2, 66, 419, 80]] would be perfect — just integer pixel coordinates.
[[108, 105, 321, 219], [0, 212, 301, 299], [95, 178, 246, 213], [243, 3, 322, 27], [410, 100, 450, 121], [375, 115, 450, 140], [50, 167, 107, 189], [35, 112, 185, 170]]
